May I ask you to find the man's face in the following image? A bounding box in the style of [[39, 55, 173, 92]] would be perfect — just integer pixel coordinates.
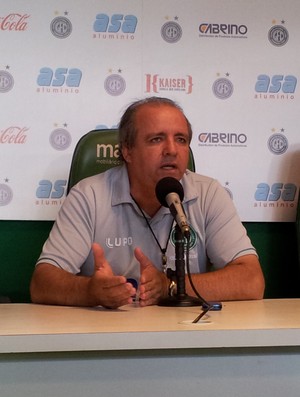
[[123, 104, 190, 194]]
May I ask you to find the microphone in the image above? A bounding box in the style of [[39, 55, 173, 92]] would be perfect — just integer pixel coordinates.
[[156, 177, 202, 308], [155, 177, 190, 237]]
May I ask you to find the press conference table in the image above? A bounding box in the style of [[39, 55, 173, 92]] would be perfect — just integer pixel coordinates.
[[1, 299, 300, 396]]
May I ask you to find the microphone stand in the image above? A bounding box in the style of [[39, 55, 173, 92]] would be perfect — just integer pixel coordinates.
[[158, 225, 202, 307]]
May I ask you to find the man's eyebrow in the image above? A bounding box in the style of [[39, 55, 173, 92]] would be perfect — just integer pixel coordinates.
[[175, 131, 189, 135], [147, 131, 188, 135], [144, 131, 189, 140], [144, 131, 165, 138]]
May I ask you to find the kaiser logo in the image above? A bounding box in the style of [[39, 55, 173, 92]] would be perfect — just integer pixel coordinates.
[[0, 13, 30, 31], [145, 74, 193, 94]]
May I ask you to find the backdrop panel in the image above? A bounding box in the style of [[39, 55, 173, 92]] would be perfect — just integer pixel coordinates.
[[0, 0, 299, 221]]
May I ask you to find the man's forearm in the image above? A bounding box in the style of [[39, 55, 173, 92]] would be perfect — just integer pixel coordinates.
[[30, 263, 92, 306], [185, 255, 265, 301]]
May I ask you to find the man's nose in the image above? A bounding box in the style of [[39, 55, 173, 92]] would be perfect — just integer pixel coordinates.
[[163, 139, 177, 156]]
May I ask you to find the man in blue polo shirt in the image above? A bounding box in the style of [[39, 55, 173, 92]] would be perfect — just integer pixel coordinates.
[[30, 97, 265, 308]]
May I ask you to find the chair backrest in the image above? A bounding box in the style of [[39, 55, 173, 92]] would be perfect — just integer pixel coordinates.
[[67, 129, 196, 193]]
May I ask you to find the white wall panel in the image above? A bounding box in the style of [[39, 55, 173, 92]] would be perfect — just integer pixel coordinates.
[[0, 0, 299, 220]]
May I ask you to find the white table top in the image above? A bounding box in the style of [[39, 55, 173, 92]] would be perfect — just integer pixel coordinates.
[[1, 299, 300, 354]]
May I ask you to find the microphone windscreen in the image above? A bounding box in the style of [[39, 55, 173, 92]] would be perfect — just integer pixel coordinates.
[[155, 177, 184, 207]]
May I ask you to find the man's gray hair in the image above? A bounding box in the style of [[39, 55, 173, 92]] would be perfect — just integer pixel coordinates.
[[118, 97, 193, 161]]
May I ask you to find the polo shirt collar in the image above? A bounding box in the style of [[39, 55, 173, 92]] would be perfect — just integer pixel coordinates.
[[111, 165, 198, 208], [111, 165, 132, 206]]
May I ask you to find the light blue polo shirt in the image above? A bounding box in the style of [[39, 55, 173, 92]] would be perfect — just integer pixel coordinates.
[[37, 165, 256, 283]]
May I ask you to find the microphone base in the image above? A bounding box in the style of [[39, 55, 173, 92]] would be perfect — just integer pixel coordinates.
[[158, 294, 202, 307]]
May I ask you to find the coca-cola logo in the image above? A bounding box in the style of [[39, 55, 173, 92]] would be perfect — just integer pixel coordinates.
[[0, 126, 28, 144], [0, 13, 30, 31]]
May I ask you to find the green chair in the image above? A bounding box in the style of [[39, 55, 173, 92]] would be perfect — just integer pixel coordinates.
[[67, 129, 196, 193]]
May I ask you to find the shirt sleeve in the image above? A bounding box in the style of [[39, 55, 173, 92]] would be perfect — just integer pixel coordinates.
[[202, 179, 257, 269], [36, 182, 96, 274]]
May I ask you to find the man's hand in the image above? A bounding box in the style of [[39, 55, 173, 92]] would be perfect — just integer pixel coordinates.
[[134, 247, 169, 307], [88, 243, 136, 309], [30, 243, 136, 309]]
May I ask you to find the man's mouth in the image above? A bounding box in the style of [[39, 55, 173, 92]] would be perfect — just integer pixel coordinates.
[[161, 163, 177, 170]]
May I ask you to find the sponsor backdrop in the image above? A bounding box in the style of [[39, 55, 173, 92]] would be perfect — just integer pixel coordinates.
[[0, 0, 299, 221]]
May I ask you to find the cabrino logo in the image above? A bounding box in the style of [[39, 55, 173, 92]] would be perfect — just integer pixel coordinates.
[[199, 22, 247, 39], [145, 74, 193, 94], [0, 13, 30, 31], [93, 13, 137, 40], [0, 69, 14, 93], [268, 21, 289, 47], [161, 18, 182, 43], [198, 131, 247, 147]]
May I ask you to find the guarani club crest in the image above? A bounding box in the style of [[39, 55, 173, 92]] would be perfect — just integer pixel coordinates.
[[104, 71, 126, 96], [49, 127, 72, 151], [161, 18, 182, 44], [268, 21, 289, 47], [170, 224, 197, 250], [212, 75, 234, 99], [0, 68, 14, 93], [50, 13, 72, 39], [0, 182, 13, 206], [267, 129, 288, 155]]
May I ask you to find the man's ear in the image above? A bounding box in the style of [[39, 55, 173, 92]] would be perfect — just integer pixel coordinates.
[[121, 147, 131, 163]]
